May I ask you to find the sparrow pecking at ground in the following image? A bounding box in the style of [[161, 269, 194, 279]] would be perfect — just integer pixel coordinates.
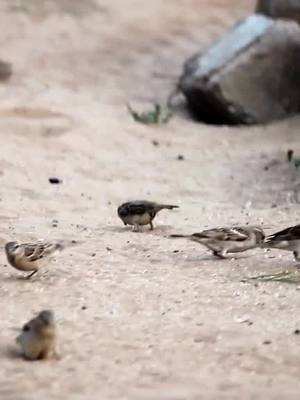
[[170, 226, 265, 258], [117, 200, 179, 231], [262, 224, 300, 261], [16, 310, 57, 360], [4, 240, 76, 279]]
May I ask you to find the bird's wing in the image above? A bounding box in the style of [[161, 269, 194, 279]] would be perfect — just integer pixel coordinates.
[[23, 242, 56, 261], [124, 201, 156, 215], [192, 227, 249, 241]]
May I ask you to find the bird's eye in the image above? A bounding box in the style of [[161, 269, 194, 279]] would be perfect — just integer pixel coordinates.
[[23, 324, 30, 332]]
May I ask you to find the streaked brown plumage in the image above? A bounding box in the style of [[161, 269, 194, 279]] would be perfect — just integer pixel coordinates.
[[170, 226, 265, 258], [5, 240, 75, 278]]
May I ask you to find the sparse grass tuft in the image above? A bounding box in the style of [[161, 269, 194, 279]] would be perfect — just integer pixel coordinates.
[[127, 103, 172, 125], [242, 270, 300, 284]]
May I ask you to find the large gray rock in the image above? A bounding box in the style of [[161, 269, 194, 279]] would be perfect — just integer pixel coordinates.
[[256, 0, 300, 25], [179, 15, 300, 125]]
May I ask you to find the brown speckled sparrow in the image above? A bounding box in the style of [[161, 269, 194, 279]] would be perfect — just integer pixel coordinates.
[[118, 200, 179, 231], [5, 240, 76, 279], [16, 310, 58, 360], [171, 226, 265, 258], [262, 224, 300, 261]]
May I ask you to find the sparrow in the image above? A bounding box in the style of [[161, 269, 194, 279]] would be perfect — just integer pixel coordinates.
[[16, 310, 57, 360], [4, 240, 75, 279], [170, 226, 265, 258], [262, 224, 300, 261], [117, 200, 179, 231]]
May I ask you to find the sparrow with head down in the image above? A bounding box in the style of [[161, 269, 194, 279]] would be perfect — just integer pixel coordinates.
[[170, 225, 265, 258], [118, 200, 179, 231]]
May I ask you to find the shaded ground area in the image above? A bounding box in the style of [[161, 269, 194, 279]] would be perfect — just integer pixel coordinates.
[[1, 0, 300, 399]]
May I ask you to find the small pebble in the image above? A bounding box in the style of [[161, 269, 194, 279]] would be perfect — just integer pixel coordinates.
[[49, 177, 62, 184], [152, 140, 159, 146], [294, 329, 300, 335], [177, 154, 184, 161], [81, 306, 87, 310], [263, 340, 272, 345]]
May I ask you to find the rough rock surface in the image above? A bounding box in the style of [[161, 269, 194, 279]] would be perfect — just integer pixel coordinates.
[[180, 15, 300, 125], [256, 0, 300, 24]]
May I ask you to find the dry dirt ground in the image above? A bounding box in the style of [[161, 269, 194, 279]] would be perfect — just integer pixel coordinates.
[[1, 0, 300, 399]]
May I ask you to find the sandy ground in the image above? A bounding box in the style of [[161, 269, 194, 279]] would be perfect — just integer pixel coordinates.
[[1, 0, 300, 399]]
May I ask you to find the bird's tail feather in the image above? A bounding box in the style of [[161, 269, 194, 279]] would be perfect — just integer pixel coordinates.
[[157, 204, 179, 211]]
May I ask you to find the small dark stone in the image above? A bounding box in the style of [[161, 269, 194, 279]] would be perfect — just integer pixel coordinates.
[[81, 306, 87, 310], [264, 165, 269, 171], [106, 247, 112, 251], [152, 140, 159, 146], [49, 177, 62, 184], [271, 203, 277, 208], [294, 329, 300, 335], [263, 340, 272, 345], [0, 61, 12, 81], [194, 337, 203, 343], [91, 253, 96, 257], [177, 154, 184, 160], [173, 250, 180, 253]]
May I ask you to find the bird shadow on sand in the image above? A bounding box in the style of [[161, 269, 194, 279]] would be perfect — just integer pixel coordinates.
[[3, 346, 21, 360], [104, 225, 173, 234], [2, 274, 33, 283], [174, 253, 253, 263], [2, 270, 62, 284]]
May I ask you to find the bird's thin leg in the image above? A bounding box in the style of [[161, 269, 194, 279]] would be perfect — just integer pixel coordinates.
[[132, 224, 140, 232], [25, 270, 38, 279], [213, 250, 227, 259], [149, 221, 154, 231], [53, 347, 61, 360]]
